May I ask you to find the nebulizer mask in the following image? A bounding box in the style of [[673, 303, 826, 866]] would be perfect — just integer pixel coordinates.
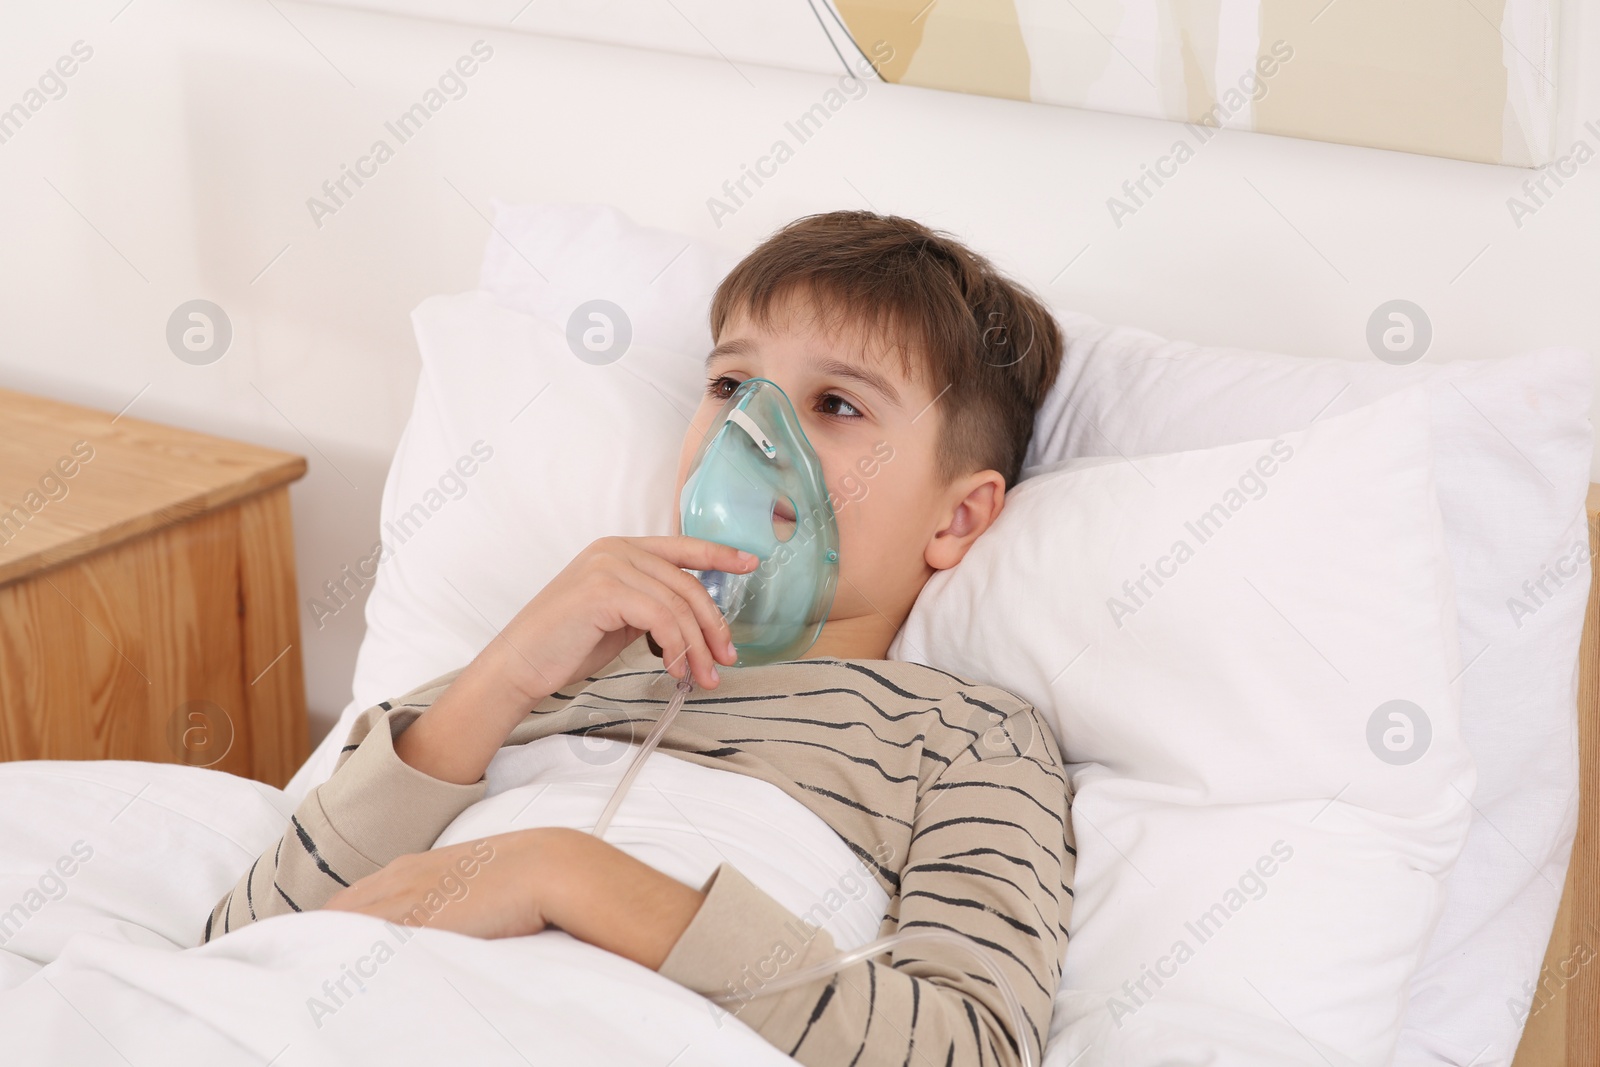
[[589, 380, 1033, 1066], [678, 376, 841, 664]]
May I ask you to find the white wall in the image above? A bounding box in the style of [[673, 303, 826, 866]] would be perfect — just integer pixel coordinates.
[[2, 0, 1596, 742]]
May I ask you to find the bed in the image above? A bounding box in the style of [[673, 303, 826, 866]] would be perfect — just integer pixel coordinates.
[[0, 202, 1594, 1065], [0, 497, 1594, 1065]]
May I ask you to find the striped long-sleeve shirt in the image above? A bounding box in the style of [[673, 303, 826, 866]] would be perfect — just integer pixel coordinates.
[[204, 636, 1074, 1067]]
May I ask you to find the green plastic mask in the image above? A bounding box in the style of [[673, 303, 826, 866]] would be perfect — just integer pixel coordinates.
[[679, 377, 840, 666]]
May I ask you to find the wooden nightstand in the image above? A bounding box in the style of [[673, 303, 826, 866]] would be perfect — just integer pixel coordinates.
[[0, 387, 309, 786]]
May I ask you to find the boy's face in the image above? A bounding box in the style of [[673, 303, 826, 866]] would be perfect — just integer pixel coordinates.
[[674, 288, 1006, 660]]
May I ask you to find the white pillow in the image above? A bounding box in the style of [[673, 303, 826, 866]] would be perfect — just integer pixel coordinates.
[[288, 204, 740, 799], [1030, 311, 1594, 1066], [893, 388, 1475, 1065], [295, 293, 700, 793]]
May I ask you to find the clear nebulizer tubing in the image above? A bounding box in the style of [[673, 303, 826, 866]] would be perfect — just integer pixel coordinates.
[[588, 672, 1036, 1067], [589, 672, 694, 839]]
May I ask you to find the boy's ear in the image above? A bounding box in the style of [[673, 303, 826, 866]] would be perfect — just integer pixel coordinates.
[[925, 470, 1006, 572]]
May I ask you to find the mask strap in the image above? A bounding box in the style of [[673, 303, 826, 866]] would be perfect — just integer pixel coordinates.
[[726, 408, 777, 459]]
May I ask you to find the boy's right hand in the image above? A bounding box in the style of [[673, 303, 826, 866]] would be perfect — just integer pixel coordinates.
[[394, 536, 756, 787], [495, 535, 757, 701]]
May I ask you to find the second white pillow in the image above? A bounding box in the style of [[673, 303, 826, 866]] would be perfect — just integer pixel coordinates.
[[894, 388, 1475, 1066]]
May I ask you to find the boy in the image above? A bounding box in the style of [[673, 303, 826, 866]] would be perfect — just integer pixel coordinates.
[[205, 211, 1074, 1067]]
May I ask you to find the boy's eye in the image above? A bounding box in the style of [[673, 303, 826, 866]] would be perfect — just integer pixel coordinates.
[[818, 393, 861, 419], [705, 375, 862, 420]]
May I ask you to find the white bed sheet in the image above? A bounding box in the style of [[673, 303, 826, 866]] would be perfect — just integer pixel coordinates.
[[0, 739, 887, 1066]]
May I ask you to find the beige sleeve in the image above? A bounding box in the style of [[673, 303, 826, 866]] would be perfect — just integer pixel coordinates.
[[201, 671, 477, 942], [659, 864, 844, 1035]]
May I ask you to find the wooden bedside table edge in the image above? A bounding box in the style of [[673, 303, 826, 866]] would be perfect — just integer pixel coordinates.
[[0, 457, 308, 587], [0, 386, 310, 478]]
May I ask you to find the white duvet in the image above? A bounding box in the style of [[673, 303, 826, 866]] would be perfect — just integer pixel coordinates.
[[0, 739, 888, 1066]]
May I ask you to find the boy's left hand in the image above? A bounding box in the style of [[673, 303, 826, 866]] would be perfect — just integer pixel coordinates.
[[324, 827, 706, 971], [324, 832, 550, 939]]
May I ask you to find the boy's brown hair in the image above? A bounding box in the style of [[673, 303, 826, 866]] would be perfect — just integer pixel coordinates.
[[710, 210, 1063, 489]]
